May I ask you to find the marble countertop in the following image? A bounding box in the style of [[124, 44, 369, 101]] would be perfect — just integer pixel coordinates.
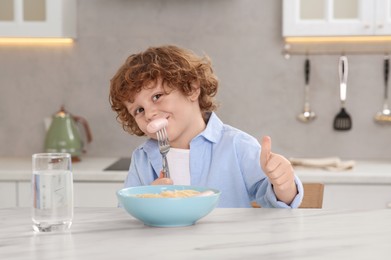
[[0, 157, 126, 182], [1, 207, 390, 259], [1, 157, 391, 184], [293, 160, 391, 184]]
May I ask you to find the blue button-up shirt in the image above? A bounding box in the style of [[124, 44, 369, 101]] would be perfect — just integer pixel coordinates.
[[124, 112, 304, 208]]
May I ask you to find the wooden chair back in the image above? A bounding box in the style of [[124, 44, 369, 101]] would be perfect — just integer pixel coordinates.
[[299, 183, 324, 208], [251, 183, 324, 209]]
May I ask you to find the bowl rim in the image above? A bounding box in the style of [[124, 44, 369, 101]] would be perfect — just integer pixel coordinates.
[[117, 185, 221, 200]]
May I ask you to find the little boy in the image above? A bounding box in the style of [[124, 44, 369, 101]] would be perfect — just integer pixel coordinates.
[[109, 45, 303, 208]]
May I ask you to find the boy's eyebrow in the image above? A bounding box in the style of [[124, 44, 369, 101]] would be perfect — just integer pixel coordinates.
[[124, 101, 135, 113]]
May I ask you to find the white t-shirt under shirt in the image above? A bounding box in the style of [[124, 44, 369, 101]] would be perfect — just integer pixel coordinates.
[[166, 148, 190, 185]]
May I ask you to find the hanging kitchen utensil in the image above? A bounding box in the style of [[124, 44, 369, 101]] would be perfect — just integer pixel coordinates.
[[297, 57, 316, 123], [374, 56, 391, 123], [44, 106, 93, 162], [333, 56, 352, 131]]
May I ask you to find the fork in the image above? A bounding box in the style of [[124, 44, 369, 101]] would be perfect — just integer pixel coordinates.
[[156, 127, 170, 178]]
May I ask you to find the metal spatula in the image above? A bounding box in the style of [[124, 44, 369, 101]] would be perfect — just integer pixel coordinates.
[[333, 56, 352, 131]]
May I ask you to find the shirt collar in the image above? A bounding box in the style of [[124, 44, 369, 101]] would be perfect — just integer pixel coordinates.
[[194, 112, 223, 144], [141, 139, 161, 176]]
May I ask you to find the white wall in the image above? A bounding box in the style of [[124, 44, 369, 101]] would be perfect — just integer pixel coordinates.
[[0, 0, 390, 160]]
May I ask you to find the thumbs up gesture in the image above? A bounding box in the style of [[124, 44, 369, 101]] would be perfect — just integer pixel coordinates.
[[260, 136, 297, 205]]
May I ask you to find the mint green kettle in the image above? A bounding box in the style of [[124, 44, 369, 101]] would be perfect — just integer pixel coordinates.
[[44, 106, 93, 162]]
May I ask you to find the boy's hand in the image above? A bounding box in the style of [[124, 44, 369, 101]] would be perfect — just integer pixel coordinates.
[[151, 171, 173, 185], [260, 136, 297, 205]]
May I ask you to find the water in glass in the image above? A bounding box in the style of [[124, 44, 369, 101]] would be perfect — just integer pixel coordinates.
[[31, 153, 73, 232]]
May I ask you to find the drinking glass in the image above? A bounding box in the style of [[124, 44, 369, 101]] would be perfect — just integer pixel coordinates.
[[32, 153, 73, 232]]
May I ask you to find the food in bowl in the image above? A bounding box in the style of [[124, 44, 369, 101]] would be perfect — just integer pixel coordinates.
[[117, 185, 221, 227], [135, 189, 201, 198]]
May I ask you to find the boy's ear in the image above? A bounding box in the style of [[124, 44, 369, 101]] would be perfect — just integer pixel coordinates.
[[189, 81, 201, 101]]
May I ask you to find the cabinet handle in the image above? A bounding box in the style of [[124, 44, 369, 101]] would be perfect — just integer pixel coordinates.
[[364, 24, 371, 29], [378, 24, 384, 29]]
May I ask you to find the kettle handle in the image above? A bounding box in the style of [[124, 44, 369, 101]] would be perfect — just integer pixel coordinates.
[[73, 116, 93, 143]]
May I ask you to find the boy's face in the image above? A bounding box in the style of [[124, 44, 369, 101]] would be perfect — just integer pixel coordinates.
[[124, 78, 205, 149]]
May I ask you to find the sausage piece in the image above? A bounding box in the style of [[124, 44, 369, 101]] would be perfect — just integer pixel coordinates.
[[146, 118, 168, 133]]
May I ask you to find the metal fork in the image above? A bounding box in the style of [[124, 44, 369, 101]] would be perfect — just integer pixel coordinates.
[[156, 127, 170, 178]]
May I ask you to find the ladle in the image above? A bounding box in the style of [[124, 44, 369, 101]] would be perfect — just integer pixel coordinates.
[[374, 56, 391, 123], [297, 58, 316, 123]]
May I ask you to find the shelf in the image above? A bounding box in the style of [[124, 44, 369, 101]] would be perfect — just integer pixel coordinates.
[[283, 36, 391, 57]]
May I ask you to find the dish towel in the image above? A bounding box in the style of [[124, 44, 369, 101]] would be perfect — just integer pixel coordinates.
[[289, 157, 355, 171]]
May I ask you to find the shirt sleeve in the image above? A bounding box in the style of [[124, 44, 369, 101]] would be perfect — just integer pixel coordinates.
[[123, 146, 159, 188], [232, 131, 304, 208], [123, 156, 142, 188], [262, 175, 304, 208]]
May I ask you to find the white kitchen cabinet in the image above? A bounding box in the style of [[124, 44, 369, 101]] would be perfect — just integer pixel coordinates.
[[0, 157, 127, 208], [23, 181, 123, 207], [18, 181, 30, 207], [0, 181, 123, 208], [283, 0, 391, 36], [8, 181, 391, 209], [0, 181, 30, 208], [2, 158, 391, 209], [0, 0, 76, 38], [0, 182, 17, 208], [322, 184, 391, 209], [74, 182, 123, 207]]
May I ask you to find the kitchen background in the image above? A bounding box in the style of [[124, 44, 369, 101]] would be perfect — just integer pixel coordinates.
[[0, 0, 390, 160]]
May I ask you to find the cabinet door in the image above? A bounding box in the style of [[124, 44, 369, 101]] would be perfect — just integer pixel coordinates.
[[0, 0, 76, 38], [18, 182, 124, 207], [74, 182, 124, 207], [323, 184, 391, 210], [374, 0, 391, 35], [0, 182, 17, 208], [283, 0, 374, 36], [18, 181, 31, 207]]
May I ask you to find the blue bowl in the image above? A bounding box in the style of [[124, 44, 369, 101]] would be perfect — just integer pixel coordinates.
[[117, 185, 221, 227]]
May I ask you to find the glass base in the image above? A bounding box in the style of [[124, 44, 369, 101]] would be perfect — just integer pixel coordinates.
[[32, 221, 72, 232]]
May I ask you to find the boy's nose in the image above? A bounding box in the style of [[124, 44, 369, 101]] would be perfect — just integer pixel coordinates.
[[145, 108, 159, 122]]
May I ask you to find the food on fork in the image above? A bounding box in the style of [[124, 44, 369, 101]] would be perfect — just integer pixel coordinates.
[[147, 118, 168, 133]]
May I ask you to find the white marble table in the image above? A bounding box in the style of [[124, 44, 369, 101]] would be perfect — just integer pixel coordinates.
[[1, 207, 390, 259]]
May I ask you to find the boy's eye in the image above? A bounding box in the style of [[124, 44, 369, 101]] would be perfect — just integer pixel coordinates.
[[152, 93, 163, 102], [134, 107, 144, 115]]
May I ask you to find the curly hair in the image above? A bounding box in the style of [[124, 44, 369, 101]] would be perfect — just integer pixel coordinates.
[[109, 45, 219, 136]]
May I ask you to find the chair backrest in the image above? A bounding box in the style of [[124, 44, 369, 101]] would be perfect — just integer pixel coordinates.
[[251, 183, 324, 209], [299, 183, 324, 208]]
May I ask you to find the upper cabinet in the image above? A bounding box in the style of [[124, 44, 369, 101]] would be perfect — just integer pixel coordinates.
[[283, 0, 391, 37], [0, 0, 76, 38]]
